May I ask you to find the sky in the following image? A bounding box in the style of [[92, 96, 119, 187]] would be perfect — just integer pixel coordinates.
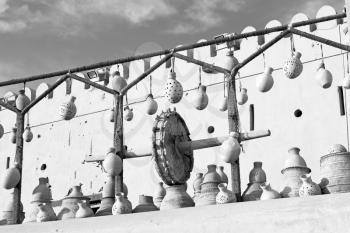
[[0, 0, 344, 93]]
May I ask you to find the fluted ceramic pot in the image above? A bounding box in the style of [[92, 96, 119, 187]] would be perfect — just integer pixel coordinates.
[[160, 184, 194, 210], [196, 164, 221, 206]]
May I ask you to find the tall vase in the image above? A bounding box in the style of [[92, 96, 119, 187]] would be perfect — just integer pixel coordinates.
[[153, 182, 166, 209], [196, 164, 221, 206], [242, 162, 266, 201], [160, 184, 194, 210], [299, 175, 322, 197]]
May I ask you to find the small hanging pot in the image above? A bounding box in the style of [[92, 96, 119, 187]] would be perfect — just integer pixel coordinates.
[[219, 96, 228, 111], [10, 127, 17, 144], [256, 67, 274, 92], [0, 123, 4, 139], [220, 132, 241, 163], [102, 147, 122, 176], [164, 70, 183, 104], [109, 108, 115, 122], [111, 71, 127, 92], [342, 74, 350, 89], [23, 125, 33, 143], [145, 94, 158, 115], [193, 85, 209, 110], [283, 51, 303, 79], [237, 88, 248, 105], [1, 167, 21, 189], [124, 106, 133, 121], [315, 62, 333, 89], [219, 50, 239, 71], [59, 96, 77, 120], [15, 90, 30, 111]]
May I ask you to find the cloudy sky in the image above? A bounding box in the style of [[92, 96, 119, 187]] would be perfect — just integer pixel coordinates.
[[0, 0, 344, 92]]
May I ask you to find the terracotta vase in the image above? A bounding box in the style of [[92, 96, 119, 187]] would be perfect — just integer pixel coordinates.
[[145, 94, 158, 115], [153, 182, 166, 209], [219, 96, 228, 112], [283, 51, 303, 79], [32, 177, 52, 203], [217, 166, 228, 184], [249, 162, 266, 183], [124, 106, 133, 121], [10, 127, 16, 144], [23, 125, 33, 143], [133, 195, 158, 213], [342, 74, 350, 89], [216, 183, 236, 204], [256, 67, 274, 92], [260, 183, 280, 200], [36, 203, 55, 222], [109, 108, 115, 122], [193, 85, 209, 110], [112, 193, 132, 215], [218, 50, 239, 70], [59, 96, 77, 120], [164, 70, 183, 104], [237, 88, 248, 105], [1, 167, 20, 189], [160, 184, 194, 210], [103, 148, 122, 176], [242, 162, 266, 201], [196, 164, 221, 206], [111, 71, 127, 92], [15, 90, 30, 111], [299, 175, 322, 197], [315, 62, 333, 89], [0, 123, 4, 139], [220, 132, 241, 163]]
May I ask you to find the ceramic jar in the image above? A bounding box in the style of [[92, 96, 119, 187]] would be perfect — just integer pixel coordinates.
[[192, 173, 203, 202], [124, 106, 133, 121], [219, 96, 228, 112], [32, 177, 52, 202], [196, 164, 222, 206], [160, 184, 194, 210], [23, 125, 33, 142], [133, 195, 158, 213], [1, 167, 20, 189], [146, 94, 158, 115], [220, 132, 241, 163], [299, 175, 322, 197], [0, 123, 4, 139], [218, 50, 239, 70], [216, 183, 236, 204], [103, 148, 122, 176], [256, 67, 274, 92], [36, 203, 56, 222], [15, 90, 30, 111], [281, 147, 311, 198], [10, 128, 16, 144], [283, 51, 303, 79], [237, 88, 248, 105], [342, 74, 350, 89], [242, 162, 267, 201], [249, 162, 266, 183], [59, 96, 77, 120], [217, 166, 228, 184], [260, 183, 280, 200], [112, 193, 132, 215], [193, 85, 209, 110], [153, 182, 166, 209], [111, 71, 127, 92], [315, 62, 332, 88], [96, 197, 114, 216], [164, 70, 183, 104]]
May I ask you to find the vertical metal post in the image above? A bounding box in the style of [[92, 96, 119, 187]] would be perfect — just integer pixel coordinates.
[[114, 94, 124, 194]]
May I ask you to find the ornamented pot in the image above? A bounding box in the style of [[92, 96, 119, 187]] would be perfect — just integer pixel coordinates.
[[124, 106, 133, 121], [112, 193, 132, 215], [283, 51, 303, 79], [15, 90, 30, 111], [111, 71, 127, 92], [153, 182, 166, 209], [256, 67, 274, 92], [249, 162, 266, 184], [146, 94, 158, 115], [59, 96, 77, 120], [299, 175, 322, 197], [132, 195, 158, 213], [217, 166, 228, 184], [342, 74, 350, 89], [164, 70, 183, 104], [1, 167, 20, 189], [109, 108, 115, 122], [196, 164, 221, 206], [237, 88, 248, 105], [218, 50, 239, 70], [216, 183, 235, 204], [193, 85, 209, 110], [10, 127, 16, 144], [36, 203, 56, 222], [315, 62, 332, 89], [102, 148, 122, 176], [219, 96, 228, 112], [260, 183, 280, 200], [220, 132, 241, 163], [160, 184, 194, 210], [23, 125, 33, 143]]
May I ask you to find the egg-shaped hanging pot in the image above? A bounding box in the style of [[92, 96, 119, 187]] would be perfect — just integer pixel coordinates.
[[219, 96, 228, 112], [145, 94, 158, 115], [220, 132, 241, 163], [111, 71, 127, 92], [109, 108, 115, 122], [315, 62, 333, 89], [15, 90, 30, 111], [164, 70, 183, 104], [102, 148, 122, 176], [23, 125, 33, 142], [237, 88, 248, 105], [256, 67, 274, 92], [342, 74, 350, 89], [219, 50, 239, 71], [0, 123, 4, 139], [283, 51, 303, 79], [10, 127, 17, 144], [124, 106, 133, 121], [1, 167, 21, 189], [193, 85, 209, 110], [59, 96, 77, 120]]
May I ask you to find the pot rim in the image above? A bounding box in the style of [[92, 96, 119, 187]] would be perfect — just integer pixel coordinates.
[[320, 152, 350, 162]]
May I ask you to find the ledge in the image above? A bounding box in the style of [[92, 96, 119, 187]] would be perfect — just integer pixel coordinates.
[[3, 192, 350, 233]]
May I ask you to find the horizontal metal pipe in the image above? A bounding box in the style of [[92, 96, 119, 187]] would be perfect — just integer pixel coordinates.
[[69, 74, 117, 95], [0, 13, 345, 87]]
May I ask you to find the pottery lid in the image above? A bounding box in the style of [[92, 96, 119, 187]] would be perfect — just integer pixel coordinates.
[[282, 147, 310, 173], [327, 144, 347, 154]]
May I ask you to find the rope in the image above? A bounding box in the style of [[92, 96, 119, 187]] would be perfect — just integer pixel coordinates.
[[149, 75, 153, 95], [198, 67, 202, 87], [320, 44, 324, 63], [223, 74, 226, 98]]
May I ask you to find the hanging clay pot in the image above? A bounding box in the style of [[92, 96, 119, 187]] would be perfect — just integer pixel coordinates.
[[111, 71, 127, 92], [0, 123, 4, 139], [260, 183, 280, 200], [15, 90, 30, 111], [219, 96, 227, 112], [315, 62, 333, 88], [133, 195, 158, 213], [124, 106, 133, 121], [109, 108, 115, 122], [1, 167, 20, 189], [23, 125, 33, 143], [36, 203, 55, 222], [218, 50, 239, 71], [59, 96, 77, 120], [10, 127, 16, 144], [242, 162, 266, 201], [216, 183, 236, 204], [112, 193, 132, 215], [76, 201, 94, 218], [153, 182, 166, 209], [146, 94, 158, 115], [256, 67, 274, 92], [237, 88, 248, 105], [299, 175, 322, 197], [342, 74, 350, 89], [220, 132, 241, 164], [164, 70, 183, 104], [217, 166, 228, 184], [102, 147, 122, 176], [196, 164, 222, 206], [283, 51, 303, 79], [160, 184, 194, 210], [193, 85, 209, 110]]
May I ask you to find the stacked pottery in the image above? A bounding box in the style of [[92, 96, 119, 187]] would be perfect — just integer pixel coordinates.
[[299, 175, 321, 197], [133, 195, 158, 213], [256, 67, 274, 92], [164, 69, 183, 104], [216, 183, 236, 204], [192, 173, 203, 203], [15, 90, 30, 111], [160, 184, 194, 210], [315, 62, 333, 88], [112, 193, 132, 215], [237, 88, 248, 105], [196, 164, 222, 206], [153, 182, 166, 209], [217, 166, 228, 184], [75, 201, 94, 218], [59, 96, 77, 120], [280, 147, 311, 198], [260, 183, 280, 200], [242, 162, 266, 201], [283, 51, 303, 79]]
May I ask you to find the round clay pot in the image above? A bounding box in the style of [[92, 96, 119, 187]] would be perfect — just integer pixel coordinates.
[[315, 62, 332, 89], [164, 70, 183, 104], [133, 195, 158, 213], [237, 88, 248, 105], [76, 202, 94, 218], [218, 50, 239, 71], [15, 90, 30, 111], [102, 148, 122, 176], [283, 51, 303, 79], [146, 94, 158, 115], [1, 167, 20, 189], [59, 96, 77, 120], [124, 106, 134, 121], [299, 175, 321, 197], [256, 67, 274, 92], [32, 177, 52, 202], [160, 184, 194, 210], [193, 85, 209, 110], [23, 126, 33, 143], [112, 193, 132, 215], [220, 132, 241, 163], [111, 71, 127, 92], [219, 96, 228, 112]]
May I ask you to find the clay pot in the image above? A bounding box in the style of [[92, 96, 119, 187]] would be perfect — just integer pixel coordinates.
[[193, 173, 203, 194], [342, 74, 350, 89], [124, 106, 133, 121], [299, 175, 322, 197], [153, 182, 166, 209], [59, 96, 77, 120], [315, 62, 332, 88], [160, 184, 194, 210], [76, 201, 94, 218], [0, 123, 4, 139], [260, 183, 280, 200], [164, 70, 183, 104], [219, 132, 241, 163], [133, 195, 158, 213], [112, 193, 132, 215], [102, 148, 122, 176], [216, 183, 236, 204], [193, 85, 209, 110], [218, 50, 239, 71], [256, 67, 274, 92], [36, 203, 55, 222], [15, 90, 30, 111], [146, 94, 158, 115], [328, 144, 347, 154], [23, 125, 33, 142], [217, 166, 228, 184], [32, 177, 52, 202], [25, 201, 56, 223], [249, 162, 266, 183], [242, 162, 266, 201], [10, 128, 16, 144], [219, 96, 228, 112], [1, 167, 20, 189], [95, 197, 114, 216], [111, 71, 127, 92], [237, 88, 248, 105], [283, 51, 303, 79], [57, 185, 89, 220], [109, 108, 115, 122], [196, 165, 221, 206]]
